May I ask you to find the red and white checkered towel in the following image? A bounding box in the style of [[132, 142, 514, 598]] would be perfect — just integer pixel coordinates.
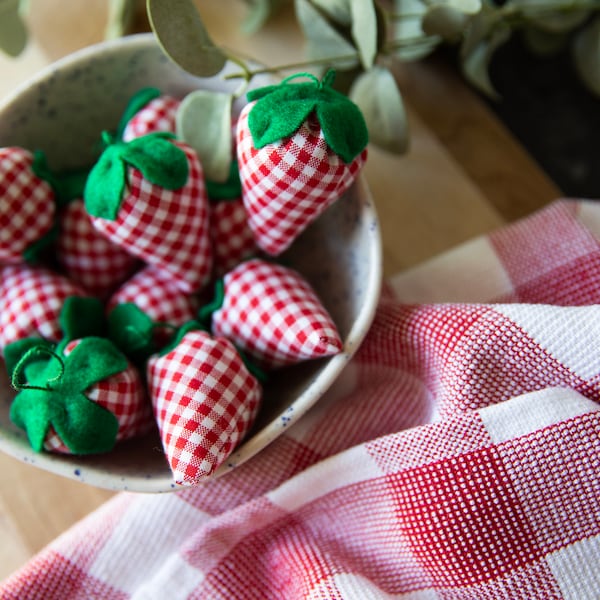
[[2, 198, 600, 599]]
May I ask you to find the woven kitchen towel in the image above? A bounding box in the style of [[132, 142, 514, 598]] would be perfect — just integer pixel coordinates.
[[2, 198, 600, 599]]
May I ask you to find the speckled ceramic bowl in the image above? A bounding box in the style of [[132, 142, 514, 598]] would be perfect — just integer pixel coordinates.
[[0, 34, 381, 492]]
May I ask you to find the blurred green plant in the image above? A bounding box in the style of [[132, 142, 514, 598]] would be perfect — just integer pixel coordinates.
[[2, 0, 598, 156]]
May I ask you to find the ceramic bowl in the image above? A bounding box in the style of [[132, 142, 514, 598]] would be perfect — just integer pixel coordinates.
[[0, 34, 381, 492]]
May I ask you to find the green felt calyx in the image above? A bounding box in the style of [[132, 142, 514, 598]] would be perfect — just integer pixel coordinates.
[[84, 131, 189, 220], [7, 337, 126, 455], [246, 69, 368, 164]]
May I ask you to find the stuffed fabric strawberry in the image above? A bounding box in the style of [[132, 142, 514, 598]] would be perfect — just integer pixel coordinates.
[[236, 70, 368, 256], [56, 198, 140, 298], [147, 323, 262, 485], [203, 258, 342, 369], [5, 336, 151, 455], [107, 264, 200, 349], [84, 132, 212, 294], [0, 264, 86, 353], [0, 147, 56, 264], [120, 89, 180, 142]]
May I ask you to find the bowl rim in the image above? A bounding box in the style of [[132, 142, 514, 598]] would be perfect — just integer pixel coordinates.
[[0, 33, 383, 492]]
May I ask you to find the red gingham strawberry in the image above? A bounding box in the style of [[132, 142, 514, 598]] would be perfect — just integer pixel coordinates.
[[236, 70, 368, 256], [121, 92, 180, 142], [107, 263, 200, 349], [5, 335, 152, 455], [84, 133, 212, 293], [0, 264, 86, 353], [204, 258, 342, 369], [0, 147, 56, 264], [147, 324, 262, 485], [56, 198, 140, 298]]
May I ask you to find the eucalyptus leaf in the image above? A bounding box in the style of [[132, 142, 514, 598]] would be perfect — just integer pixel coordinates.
[[146, 0, 227, 77], [422, 4, 471, 41], [511, 0, 591, 33], [349, 0, 378, 69], [522, 24, 569, 56], [573, 15, 600, 97], [242, 0, 282, 34], [0, 0, 27, 57], [392, 0, 439, 61], [105, 0, 138, 39], [310, 0, 353, 26], [350, 66, 409, 154], [176, 90, 233, 182], [295, 0, 359, 69], [461, 19, 511, 99], [446, 0, 481, 15]]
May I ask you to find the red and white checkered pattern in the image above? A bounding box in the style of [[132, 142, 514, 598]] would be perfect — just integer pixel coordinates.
[[43, 339, 153, 454], [4, 198, 600, 599], [0, 147, 55, 264], [210, 197, 258, 277], [212, 258, 342, 369], [56, 199, 139, 298], [236, 101, 367, 256], [107, 263, 199, 331], [0, 264, 85, 354], [121, 95, 180, 142], [90, 141, 212, 294], [147, 329, 262, 485]]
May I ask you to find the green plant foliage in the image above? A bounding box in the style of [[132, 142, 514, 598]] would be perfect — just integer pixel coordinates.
[[0, 0, 27, 57], [146, 0, 227, 77], [573, 15, 600, 96], [241, 0, 286, 33]]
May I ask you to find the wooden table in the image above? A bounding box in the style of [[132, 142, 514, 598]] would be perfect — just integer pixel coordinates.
[[0, 0, 561, 581]]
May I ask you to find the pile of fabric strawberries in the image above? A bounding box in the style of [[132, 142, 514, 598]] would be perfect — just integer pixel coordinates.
[[0, 71, 368, 485]]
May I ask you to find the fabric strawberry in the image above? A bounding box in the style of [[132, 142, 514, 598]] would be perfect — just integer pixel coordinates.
[[120, 89, 180, 142], [5, 335, 151, 455], [201, 258, 342, 369], [207, 160, 259, 277], [0, 147, 56, 265], [83, 132, 212, 293], [56, 198, 140, 298], [0, 264, 86, 353], [147, 322, 262, 485], [107, 264, 200, 349], [236, 70, 368, 256]]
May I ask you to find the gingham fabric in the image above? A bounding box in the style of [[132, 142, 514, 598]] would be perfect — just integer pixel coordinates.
[[211, 258, 343, 369], [43, 339, 153, 454], [147, 329, 262, 485], [0, 264, 85, 353], [0, 147, 55, 263], [237, 102, 367, 256], [90, 141, 213, 294], [210, 197, 259, 277], [107, 263, 200, 331], [3, 198, 600, 600], [121, 95, 180, 142], [56, 199, 139, 298]]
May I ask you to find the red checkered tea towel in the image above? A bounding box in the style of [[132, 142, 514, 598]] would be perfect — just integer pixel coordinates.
[[2, 198, 600, 599]]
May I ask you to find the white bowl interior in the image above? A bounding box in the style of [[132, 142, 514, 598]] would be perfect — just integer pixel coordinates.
[[0, 34, 382, 492]]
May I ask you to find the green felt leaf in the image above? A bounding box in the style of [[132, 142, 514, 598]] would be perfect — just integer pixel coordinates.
[[59, 296, 107, 347], [123, 133, 189, 190], [176, 90, 233, 183], [109, 302, 158, 363], [116, 87, 162, 141], [31, 150, 90, 206], [295, 0, 359, 70], [349, 0, 378, 69], [147, 0, 227, 77], [350, 67, 408, 155], [84, 144, 128, 220], [573, 16, 600, 97], [4, 338, 55, 380], [0, 0, 27, 57], [10, 390, 51, 451], [62, 337, 129, 394], [197, 279, 225, 328], [206, 158, 242, 201]]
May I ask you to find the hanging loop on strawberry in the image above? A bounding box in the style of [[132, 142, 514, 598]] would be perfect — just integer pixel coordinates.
[[246, 68, 368, 164], [84, 132, 189, 220], [11, 343, 64, 393]]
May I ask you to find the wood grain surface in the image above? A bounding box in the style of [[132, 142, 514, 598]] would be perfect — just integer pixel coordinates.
[[0, 0, 561, 581]]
